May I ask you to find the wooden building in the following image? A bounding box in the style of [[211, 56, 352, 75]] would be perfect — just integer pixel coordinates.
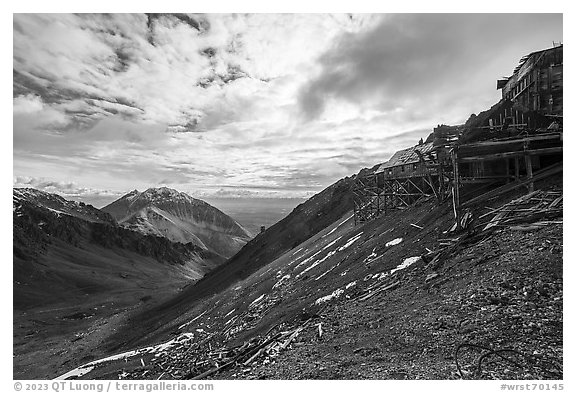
[[497, 45, 563, 116], [353, 142, 441, 224], [353, 45, 563, 227]]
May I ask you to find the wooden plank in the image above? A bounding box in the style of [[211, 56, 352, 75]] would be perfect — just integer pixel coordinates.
[[458, 146, 562, 162], [458, 133, 560, 149]]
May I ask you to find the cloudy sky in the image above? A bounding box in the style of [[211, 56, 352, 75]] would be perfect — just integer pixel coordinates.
[[13, 13, 562, 205]]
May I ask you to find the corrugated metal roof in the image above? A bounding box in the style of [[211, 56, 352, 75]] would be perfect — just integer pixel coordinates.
[[375, 142, 435, 173]]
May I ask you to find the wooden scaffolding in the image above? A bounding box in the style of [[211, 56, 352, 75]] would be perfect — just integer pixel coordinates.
[[352, 130, 562, 226]]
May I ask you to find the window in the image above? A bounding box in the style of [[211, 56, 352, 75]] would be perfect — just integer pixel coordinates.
[[401, 165, 405, 172], [413, 163, 418, 170]]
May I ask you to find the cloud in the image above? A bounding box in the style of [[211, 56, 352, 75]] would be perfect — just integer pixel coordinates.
[[13, 14, 562, 200], [13, 94, 44, 114], [13, 176, 121, 197], [13, 14, 377, 133], [298, 14, 563, 121]]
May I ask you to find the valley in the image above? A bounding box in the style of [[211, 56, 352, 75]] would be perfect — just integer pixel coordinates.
[[12, 187, 250, 379]]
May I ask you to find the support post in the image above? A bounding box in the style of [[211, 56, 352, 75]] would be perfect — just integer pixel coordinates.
[[451, 148, 461, 227], [525, 155, 534, 192]]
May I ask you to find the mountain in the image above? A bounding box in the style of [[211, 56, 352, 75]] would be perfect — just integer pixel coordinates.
[[13, 188, 227, 309], [13, 188, 114, 224], [102, 187, 252, 258]]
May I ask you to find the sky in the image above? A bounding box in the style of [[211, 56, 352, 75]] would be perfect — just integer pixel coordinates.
[[12, 13, 563, 206]]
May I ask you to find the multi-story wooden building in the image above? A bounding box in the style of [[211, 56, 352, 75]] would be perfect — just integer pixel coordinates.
[[497, 45, 562, 116]]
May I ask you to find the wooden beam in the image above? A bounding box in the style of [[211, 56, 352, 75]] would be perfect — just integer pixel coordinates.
[[458, 146, 563, 162], [452, 149, 460, 225], [461, 162, 562, 207], [459, 133, 561, 149], [525, 155, 534, 192]]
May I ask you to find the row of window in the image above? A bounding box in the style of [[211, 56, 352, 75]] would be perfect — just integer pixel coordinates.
[[504, 71, 534, 101]]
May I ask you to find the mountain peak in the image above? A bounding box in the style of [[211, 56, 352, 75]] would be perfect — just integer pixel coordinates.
[[13, 187, 113, 224], [139, 187, 197, 203], [102, 187, 252, 257]]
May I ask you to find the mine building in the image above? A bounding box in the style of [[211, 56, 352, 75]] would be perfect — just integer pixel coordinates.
[[353, 44, 563, 227]]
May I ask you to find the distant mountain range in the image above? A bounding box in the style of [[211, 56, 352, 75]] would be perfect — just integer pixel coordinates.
[[102, 187, 252, 258], [12, 187, 247, 310]]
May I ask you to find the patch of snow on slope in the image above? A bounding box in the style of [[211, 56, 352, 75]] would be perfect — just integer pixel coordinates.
[[314, 288, 344, 305], [337, 232, 363, 251], [297, 246, 340, 278], [294, 236, 343, 270], [386, 238, 403, 247], [390, 256, 421, 275], [56, 332, 197, 380], [371, 256, 421, 281], [321, 214, 353, 238]]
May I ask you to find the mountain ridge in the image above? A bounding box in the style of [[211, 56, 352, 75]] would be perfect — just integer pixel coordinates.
[[102, 187, 252, 258]]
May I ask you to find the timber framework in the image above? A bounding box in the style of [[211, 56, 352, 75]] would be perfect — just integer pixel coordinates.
[[353, 44, 563, 226]]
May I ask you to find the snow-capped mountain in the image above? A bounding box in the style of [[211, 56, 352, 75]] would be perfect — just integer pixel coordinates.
[[13, 188, 114, 224], [102, 187, 252, 258], [13, 187, 227, 310]]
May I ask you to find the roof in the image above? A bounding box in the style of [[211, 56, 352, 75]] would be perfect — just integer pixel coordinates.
[[512, 45, 562, 76], [375, 142, 435, 173]]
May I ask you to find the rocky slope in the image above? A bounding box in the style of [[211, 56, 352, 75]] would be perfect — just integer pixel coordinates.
[[63, 173, 562, 381], [102, 187, 252, 258]]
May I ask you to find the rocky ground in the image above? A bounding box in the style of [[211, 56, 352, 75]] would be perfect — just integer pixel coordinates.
[[67, 178, 562, 381], [224, 224, 562, 380]]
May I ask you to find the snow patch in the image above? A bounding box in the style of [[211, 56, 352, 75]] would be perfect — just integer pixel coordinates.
[[297, 247, 339, 278], [390, 256, 421, 275], [56, 331, 198, 380], [322, 214, 353, 238], [338, 232, 363, 251], [314, 288, 344, 305], [386, 238, 403, 247], [345, 281, 357, 289]]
